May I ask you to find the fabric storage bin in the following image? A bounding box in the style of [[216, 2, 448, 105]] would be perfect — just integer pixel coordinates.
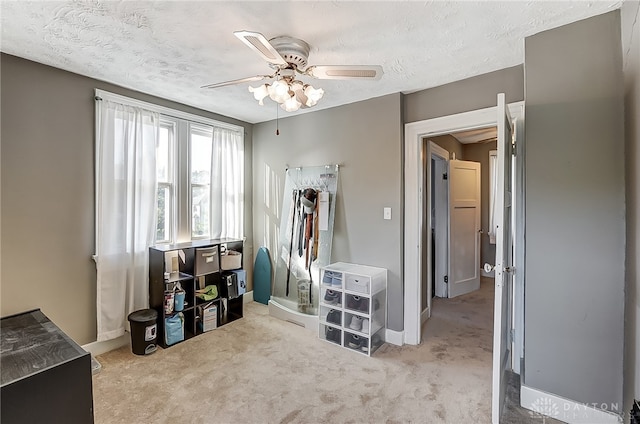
[[195, 246, 219, 276], [345, 274, 370, 294], [221, 250, 242, 270], [164, 313, 184, 346]]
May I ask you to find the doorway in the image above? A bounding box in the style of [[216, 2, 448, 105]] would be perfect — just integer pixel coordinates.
[[424, 128, 496, 314], [403, 99, 525, 424], [403, 101, 524, 347]]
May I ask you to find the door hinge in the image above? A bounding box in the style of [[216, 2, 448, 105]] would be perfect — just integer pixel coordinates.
[[444, 275, 448, 283], [443, 173, 448, 180]]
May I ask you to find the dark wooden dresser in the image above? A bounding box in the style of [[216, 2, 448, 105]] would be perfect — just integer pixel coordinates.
[[1, 309, 94, 423]]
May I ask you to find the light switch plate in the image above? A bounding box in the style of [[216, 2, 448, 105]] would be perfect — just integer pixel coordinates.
[[384, 207, 392, 220]]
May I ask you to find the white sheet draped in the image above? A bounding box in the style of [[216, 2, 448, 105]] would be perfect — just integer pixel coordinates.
[[210, 127, 244, 240], [95, 100, 159, 341]]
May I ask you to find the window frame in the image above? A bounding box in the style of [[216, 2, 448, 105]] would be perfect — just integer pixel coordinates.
[[94, 89, 245, 246], [154, 119, 177, 244], [189, 123, 214, 240]]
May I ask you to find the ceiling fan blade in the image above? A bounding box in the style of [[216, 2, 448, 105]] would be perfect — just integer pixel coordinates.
[[306, 65, 384, 80], [201, 75, 270, 89], [234, 30, 288, 66]]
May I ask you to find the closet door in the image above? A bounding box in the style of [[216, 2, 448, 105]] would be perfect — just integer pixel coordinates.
[[447, 159, 481, 298]]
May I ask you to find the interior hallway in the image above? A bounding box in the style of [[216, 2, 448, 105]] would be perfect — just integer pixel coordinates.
[[92, 279, 551, 423]]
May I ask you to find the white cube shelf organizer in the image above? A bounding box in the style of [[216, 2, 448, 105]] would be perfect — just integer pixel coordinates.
[[318, 262, 387, 356]]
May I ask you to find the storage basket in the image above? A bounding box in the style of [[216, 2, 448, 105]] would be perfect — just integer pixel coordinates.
[[221, 250, 242, 270]]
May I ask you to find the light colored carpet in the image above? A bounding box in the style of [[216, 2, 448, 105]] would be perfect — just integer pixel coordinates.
[[92, 280, 541, 423]]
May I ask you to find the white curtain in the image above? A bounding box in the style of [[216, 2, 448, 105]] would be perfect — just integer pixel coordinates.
[[488, 150, 498, 244], [210, 127, 244, 239], [95, 99, 159, 341]]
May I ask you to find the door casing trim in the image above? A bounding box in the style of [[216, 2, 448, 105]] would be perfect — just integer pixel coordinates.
[[403, 102, 525, 352]]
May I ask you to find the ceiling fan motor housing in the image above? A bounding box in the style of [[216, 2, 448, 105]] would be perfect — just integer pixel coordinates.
[[269, 36, 311, 70]]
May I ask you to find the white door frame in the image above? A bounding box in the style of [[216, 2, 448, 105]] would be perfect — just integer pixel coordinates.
[[403, 102, 525, 373]]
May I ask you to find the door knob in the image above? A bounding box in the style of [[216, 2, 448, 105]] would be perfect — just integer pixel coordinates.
[[484, 263, 514, 274]]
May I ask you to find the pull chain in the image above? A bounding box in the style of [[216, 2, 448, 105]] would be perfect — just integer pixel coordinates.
[[276, 103, 280, 136]]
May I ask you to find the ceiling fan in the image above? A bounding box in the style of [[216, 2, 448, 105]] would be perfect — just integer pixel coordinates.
[[201, 30, 384, 112]]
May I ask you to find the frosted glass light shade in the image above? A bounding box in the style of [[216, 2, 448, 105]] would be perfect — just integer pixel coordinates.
[[249, 84, 270, 105], [304, 85, 324, 106], [250, 78, 324, 111], [281, 94, 302, 112], [269, 80, 291, 103]]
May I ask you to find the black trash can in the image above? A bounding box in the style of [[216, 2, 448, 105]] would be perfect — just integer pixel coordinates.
[[127, 309, 158, 355]]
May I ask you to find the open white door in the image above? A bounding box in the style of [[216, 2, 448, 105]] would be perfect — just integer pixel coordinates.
[[447, 159, 481, 298], [491, 93, 514, 424], [433, 151, 449, 298]]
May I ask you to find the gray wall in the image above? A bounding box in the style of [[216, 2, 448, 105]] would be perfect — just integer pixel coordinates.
[[524, 11, 625, 408], [0, 54, 254, 345], [404, 65, 524, 123], [429, 134, 463, 161], [622, 0, 640, 418], [252, 94, 403, 330]]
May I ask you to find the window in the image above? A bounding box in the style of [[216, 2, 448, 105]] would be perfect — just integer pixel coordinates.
[[156, 121, 175, 243], [152, 117, 244, 244], [190, 124, 213, 239]]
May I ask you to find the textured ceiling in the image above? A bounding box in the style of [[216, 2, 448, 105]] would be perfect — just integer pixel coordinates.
[[0, 1, 622, 124]]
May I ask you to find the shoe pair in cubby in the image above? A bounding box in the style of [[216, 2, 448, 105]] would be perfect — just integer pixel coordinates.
[[325, 326, 341, 344], [346, 315, 369, 333], [323, 289, 341, 306]]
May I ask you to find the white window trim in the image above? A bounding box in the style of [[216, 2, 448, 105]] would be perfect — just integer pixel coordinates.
[[94, 89, 244, 133]]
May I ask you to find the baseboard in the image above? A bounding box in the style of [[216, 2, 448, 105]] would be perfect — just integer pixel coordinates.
[[520, 385, 622, 423], [82, 334, 129, 357], [385, 328, 403, 346], [421, 306, 430, 324], [243, 290, 254, 304]]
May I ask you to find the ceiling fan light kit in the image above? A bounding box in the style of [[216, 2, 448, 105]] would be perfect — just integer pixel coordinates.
[[248, 79, 325, 112], [203, 30, 383, 114]]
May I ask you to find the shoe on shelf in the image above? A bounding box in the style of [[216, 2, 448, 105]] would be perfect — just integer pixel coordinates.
[[326, 309, 341, 325], [347, 334, 363, 349], [347, 295, 361, 310], [361, 339, 370, 353], [324, 289, 340, 305], [358, 299, 369, 313], [349, 315, 363, 331], [325, 327, 340, 343], [361, 318, 370, 333]]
